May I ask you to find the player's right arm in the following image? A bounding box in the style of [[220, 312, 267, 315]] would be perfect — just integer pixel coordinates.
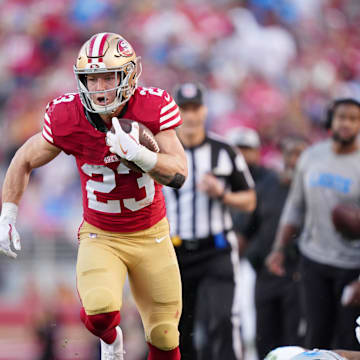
[[3, 133, 61, 204], [0, 133, 61, 258]]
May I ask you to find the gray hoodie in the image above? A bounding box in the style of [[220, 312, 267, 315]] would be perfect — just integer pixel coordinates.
[[281, 139, 360, 269]]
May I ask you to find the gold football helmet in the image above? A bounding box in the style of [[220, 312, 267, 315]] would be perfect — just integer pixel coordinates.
[[74, 32, 141, 114]]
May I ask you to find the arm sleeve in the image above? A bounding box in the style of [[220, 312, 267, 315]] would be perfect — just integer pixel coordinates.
[[280, 153, 307, 227]]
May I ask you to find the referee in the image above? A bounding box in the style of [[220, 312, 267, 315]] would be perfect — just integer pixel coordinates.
[[163, 83, 256, 360]]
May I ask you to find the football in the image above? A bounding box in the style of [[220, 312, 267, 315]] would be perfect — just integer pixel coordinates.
[[331, 203, 360, 240], [111, 118, 160, 173]]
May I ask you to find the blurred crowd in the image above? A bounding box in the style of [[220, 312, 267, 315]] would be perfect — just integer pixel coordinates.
[[1, 0, 360, 235], [1, 0, 360, 359]]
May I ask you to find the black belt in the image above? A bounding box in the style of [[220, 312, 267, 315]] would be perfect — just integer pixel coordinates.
[[173, 231, 231, 251], [181, 237, 214, 251]]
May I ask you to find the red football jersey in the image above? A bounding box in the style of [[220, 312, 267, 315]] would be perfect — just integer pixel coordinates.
[[42, 87, 182, 232]]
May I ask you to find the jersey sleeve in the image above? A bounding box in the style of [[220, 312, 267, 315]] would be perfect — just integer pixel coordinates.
[[41, 93, 78, 155], [158, 90, 182, 131], [42, 109, 55, 145]]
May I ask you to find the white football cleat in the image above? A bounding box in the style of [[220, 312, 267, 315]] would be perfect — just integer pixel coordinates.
[[101, 326, 125, 360]]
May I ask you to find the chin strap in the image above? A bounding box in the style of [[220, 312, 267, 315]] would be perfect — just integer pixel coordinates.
[[84, 102, 129, 133]]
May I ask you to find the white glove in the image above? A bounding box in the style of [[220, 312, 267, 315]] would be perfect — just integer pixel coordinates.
[[106, 117, 141, 161], [0, 203, 21, 259], [356, 316, 360, 344], [106, 117, 158, 172]]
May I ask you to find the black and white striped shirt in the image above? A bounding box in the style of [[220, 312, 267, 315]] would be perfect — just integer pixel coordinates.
[[163, 133, 254, 240]]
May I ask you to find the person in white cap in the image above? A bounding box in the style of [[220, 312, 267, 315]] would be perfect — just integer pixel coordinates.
[[229, 133, 308, 358]]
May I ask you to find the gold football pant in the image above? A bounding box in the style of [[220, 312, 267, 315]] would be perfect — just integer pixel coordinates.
[[76, 217, 182, 350]]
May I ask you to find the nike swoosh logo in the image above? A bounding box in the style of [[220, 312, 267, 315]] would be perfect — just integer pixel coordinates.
[[119, 144, 128, 155], [155, 236, 167, 243]]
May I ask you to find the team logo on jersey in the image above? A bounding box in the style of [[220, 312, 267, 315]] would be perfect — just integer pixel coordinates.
[[117, 39, 134, 57], [104, 154, 120, 164]]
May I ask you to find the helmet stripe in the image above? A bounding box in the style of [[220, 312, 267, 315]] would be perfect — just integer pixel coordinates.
[[88, 33, 109, 58], [88, 35, 97, 57], [92, 35, 103, 57], [98, 33, 109, 57]]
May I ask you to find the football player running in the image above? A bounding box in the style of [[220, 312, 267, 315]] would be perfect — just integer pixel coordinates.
[[0, 33, 187, 360]]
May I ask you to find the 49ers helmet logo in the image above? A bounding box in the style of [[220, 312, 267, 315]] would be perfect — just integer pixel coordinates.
[[117, 39, 134, 57]]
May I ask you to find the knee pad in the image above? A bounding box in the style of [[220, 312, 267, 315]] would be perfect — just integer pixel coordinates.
[[82, 286, 117, 314], [149, 323, 179, 351]]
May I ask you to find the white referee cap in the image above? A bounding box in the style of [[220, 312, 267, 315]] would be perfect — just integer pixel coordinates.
[[226, 126, 260, 148]]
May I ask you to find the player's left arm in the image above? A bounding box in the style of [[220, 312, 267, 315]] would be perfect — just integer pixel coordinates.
[[148, 129, 187, 188]]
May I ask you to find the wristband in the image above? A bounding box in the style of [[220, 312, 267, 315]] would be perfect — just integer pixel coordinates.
[[133, 146, 158, 173], [1, 202, 18, 223]]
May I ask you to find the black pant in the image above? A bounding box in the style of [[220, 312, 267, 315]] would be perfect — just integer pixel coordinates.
[[255, 268, 304, 359], [176, 245, 240, 360], [300, 255, 360, 350]]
